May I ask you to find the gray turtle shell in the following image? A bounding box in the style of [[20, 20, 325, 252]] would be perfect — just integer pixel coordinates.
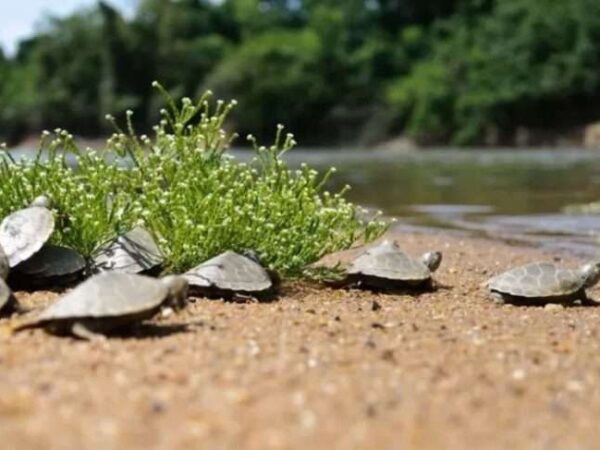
[[348, 241, 432, 282], [0, 204, 54, 267], [92, 227, 163, 274], [32, 272, 174, 324], [184, 251, 272, 293], [486, 262, 584, 298], [0, 244, 8, 281], [14, 245, 86, 278]]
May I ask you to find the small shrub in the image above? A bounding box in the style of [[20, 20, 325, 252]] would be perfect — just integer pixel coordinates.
[[0, 84, 388, 277]]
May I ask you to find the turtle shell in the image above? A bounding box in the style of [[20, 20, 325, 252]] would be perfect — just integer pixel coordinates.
[[14, 245, 85, 278], [348, 241, 432, 282], [0, 244, 8, 281], [11, 245, 86, 288], [0, 204, 54, 267], [486, 262, 584, 298], [184, 251, 272, 293], [92, 227, 163, 274], [30, 272, 173, 325]]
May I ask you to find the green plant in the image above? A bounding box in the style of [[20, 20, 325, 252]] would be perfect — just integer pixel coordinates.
[[0, 84, 388, 277]]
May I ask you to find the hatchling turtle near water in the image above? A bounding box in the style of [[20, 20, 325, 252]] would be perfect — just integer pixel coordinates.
[[0, 196, 54, 268], [485, 261, 600, 305], [10, 245, 86, 289], [16, 272, 189, 339], [92, 226, 163, 274], [184, 251, 275, 299], [344, 240, 442, 290]]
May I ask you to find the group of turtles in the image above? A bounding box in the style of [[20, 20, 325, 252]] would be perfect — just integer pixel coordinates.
[[1, 196, 599, 340]]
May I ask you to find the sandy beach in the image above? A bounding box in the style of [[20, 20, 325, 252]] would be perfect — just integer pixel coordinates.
[[1, 231, 600, 450]]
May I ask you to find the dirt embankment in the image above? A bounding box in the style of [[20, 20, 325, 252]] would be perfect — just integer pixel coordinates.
[[1, 232, 600, 450]]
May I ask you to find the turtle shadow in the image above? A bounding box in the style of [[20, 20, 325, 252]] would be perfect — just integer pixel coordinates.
[[188, 289, 280, 304], [491, 293, 600, 308], [111, 322, 192, 340], [8, 275, 83, 292], [350, 285, 443, 297], [342, 278, 450, 297], [506, 300, 600, 308]]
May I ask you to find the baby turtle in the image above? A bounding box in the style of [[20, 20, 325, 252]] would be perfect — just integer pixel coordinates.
[[10, 245, 86, 289], [92, 227, 163, 274], [485, 261, 600, 305], [0, 195, 54, 267], [16, 272, 189, 339], [0, 244, 8, 281], [344, 240, 442, 290], [0, 196, 54, 268], [184, 251, 274, 299]]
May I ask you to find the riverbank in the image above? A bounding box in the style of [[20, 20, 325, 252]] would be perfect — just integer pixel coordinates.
[[2, 231, 600, 449]]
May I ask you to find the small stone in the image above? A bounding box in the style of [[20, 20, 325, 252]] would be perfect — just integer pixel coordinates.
[[247, 340, 260, 356], [300, 410, 317, 429], [307, 357, 319, 368], [151, 401, 166, 414], [381, 349, 395, 363], [512, 369, 526, 381], [566, 380, 584, 392], [371, 300, 381, 312], [544, 304, 565, 312], [160, 307, 174, 318]]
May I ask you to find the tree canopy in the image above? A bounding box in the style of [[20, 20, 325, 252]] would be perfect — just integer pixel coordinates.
[[2, 0, 600, 146]]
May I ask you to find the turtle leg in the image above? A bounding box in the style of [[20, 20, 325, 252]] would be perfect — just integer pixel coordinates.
[[577, 289, 597, 306], [488, 291, 506, 305], [71, 322, 105, 341]]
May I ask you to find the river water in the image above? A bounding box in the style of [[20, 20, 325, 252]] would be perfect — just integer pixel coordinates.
[[9, 146, 600, 258], [281, 148, 600, 258]]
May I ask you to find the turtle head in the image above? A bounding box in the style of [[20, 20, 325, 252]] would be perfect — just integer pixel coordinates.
[[31, 195, 51, 208], [242, 249, 261, 263], [421, 251, 442, 272], [580, 261, 600, 288], [161, 275, 189, 310], [381, 240, 400, 249]]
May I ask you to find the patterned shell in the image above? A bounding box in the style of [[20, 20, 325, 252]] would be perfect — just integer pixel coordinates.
[[348, 241, 431, 281], [0, 205, 54, 267], [34, 273, 170, 322], [92, 227, 163, 274], [184, 251, 272, 292], [0, 244, 8, 280], [486, 262, 584, 298], [15, 245, 86, 277]]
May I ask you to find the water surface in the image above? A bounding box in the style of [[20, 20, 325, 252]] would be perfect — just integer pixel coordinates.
[[282, 148, 600, 257]]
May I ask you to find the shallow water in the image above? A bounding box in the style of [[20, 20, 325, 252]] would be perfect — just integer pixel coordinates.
[[280, 148, 600, 258], [10, 146, 600, 257]]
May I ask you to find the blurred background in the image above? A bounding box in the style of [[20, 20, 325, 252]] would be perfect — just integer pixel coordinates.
[[3, 0, 600, 254], [3, 0, 600, 147]]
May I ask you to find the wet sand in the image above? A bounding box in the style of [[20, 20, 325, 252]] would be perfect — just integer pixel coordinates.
[[2, 232, 600, 450]]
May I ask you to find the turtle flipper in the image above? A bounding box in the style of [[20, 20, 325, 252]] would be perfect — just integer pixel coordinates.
[[577, 289, 597, 306], [71, 322, 104, 341], [488, 291, 506, 305]]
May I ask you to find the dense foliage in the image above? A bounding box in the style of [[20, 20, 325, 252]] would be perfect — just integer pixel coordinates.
[[0, 86, 387, 276], [2, 0, 600, 145]]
